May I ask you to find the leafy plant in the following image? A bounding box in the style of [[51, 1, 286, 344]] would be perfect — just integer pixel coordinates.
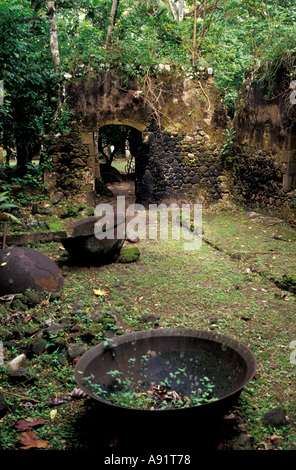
[[220, 126, 236, 164], [0, 191, 21, 224], [83, 356, 217, 410], [61, 203, 87, 218], [0, 0, 58, 173]]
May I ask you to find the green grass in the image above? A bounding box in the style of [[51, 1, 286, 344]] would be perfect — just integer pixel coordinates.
[[0, 203, 295, 450]]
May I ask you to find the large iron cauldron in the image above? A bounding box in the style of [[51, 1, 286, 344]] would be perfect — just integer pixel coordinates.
[[75, 328, 257, 447], [60, 216, 125, 265], [0, 247, 64, 295]]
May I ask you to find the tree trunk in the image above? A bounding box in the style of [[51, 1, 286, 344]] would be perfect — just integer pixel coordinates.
[[168, 0, 178, 20], [192, 0, 197, 66], [178, 0, 184, 21], [46, 0, 60, 73], [15, 138, 40, 177], [46, 0, 62, 110], [105, 0, 120, 50], [195, 0, 218, 57]]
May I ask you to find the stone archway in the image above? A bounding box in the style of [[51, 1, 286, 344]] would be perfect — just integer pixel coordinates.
[[45, 72, 227, 205]]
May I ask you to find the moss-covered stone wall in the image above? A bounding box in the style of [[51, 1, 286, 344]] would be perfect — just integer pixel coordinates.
[[136, 124, 225, 204], [44, 125, 96, 205], [46, 70, 228, 205], [231, 68, 296, 222], [229, 148, 294, 206]]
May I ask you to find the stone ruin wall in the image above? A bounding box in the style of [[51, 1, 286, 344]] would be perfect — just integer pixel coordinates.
[[136, 124, 225, 204], [45, 70, 229, 206], [231, 74, 296, 222], [45, 69, 296, 223]]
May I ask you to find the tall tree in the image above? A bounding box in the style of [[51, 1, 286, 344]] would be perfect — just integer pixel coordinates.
[[105, 0, 120, 49], [46, 0, 60, 73], [168, 0, 184, 20], [192, 0, 197, 66], [178, 0, 184, 21], [168, 0, 178, 19], [0, 0, 56, 174], [46, 0, 62, 111], [193, 0, 219, 63]]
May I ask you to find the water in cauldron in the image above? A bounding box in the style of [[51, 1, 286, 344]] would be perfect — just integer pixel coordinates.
[[74, 329, 257, 453]]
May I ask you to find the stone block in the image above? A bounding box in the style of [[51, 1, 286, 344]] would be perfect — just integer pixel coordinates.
[[283, 174, 292, 191], [72, 157, 85, 167], [4, 230, 67, 247], [80, 132, 94, 144]]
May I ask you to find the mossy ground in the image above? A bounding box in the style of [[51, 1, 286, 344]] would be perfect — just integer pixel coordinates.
[[0, 201, 295, 452]]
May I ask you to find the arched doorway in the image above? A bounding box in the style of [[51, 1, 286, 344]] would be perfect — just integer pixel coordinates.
[[95, 124, 146, 202]]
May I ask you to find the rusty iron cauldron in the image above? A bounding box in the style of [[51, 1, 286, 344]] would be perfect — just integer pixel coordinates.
[[75, 328, 257, 430], [0, 247, 64, 296], [60, 215, 125, 265]]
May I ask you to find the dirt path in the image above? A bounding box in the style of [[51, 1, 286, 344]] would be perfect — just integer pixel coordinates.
[[106, 180, 136, 205]]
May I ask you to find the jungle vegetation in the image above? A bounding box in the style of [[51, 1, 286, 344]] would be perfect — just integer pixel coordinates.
[[0, 0, 296, 173]]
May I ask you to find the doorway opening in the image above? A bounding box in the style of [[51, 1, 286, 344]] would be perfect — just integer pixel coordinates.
[[95, 124, 144, 204], [97, 125, 140, 181]]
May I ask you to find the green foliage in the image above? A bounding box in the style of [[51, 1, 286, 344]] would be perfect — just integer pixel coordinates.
[[54, 0, 296, 114], [220, 126, 236, 163], [197, 1, 296, 111], [61, 203, 87, 218], [83, 355, 217, 410], [0, 0, 58, 170], [0, 191, 21, 224], [57, 0, 192, 80], [0, 161, 48, 192], [1, 0, 296, 162]]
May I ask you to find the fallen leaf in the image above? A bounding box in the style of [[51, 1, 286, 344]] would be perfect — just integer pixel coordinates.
[[23, 315, 32, 323], [14, 417, 46, 432], [18, 430, 48, 449], [67, 387, 87, 399], [270, 434, 282, 446], [47, 397, 68, 406], [93, 288, 109, 296], [50, 409, 57, 420]]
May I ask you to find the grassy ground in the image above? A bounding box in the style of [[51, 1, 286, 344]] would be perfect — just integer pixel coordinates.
[[0, 200, 295, 453]]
